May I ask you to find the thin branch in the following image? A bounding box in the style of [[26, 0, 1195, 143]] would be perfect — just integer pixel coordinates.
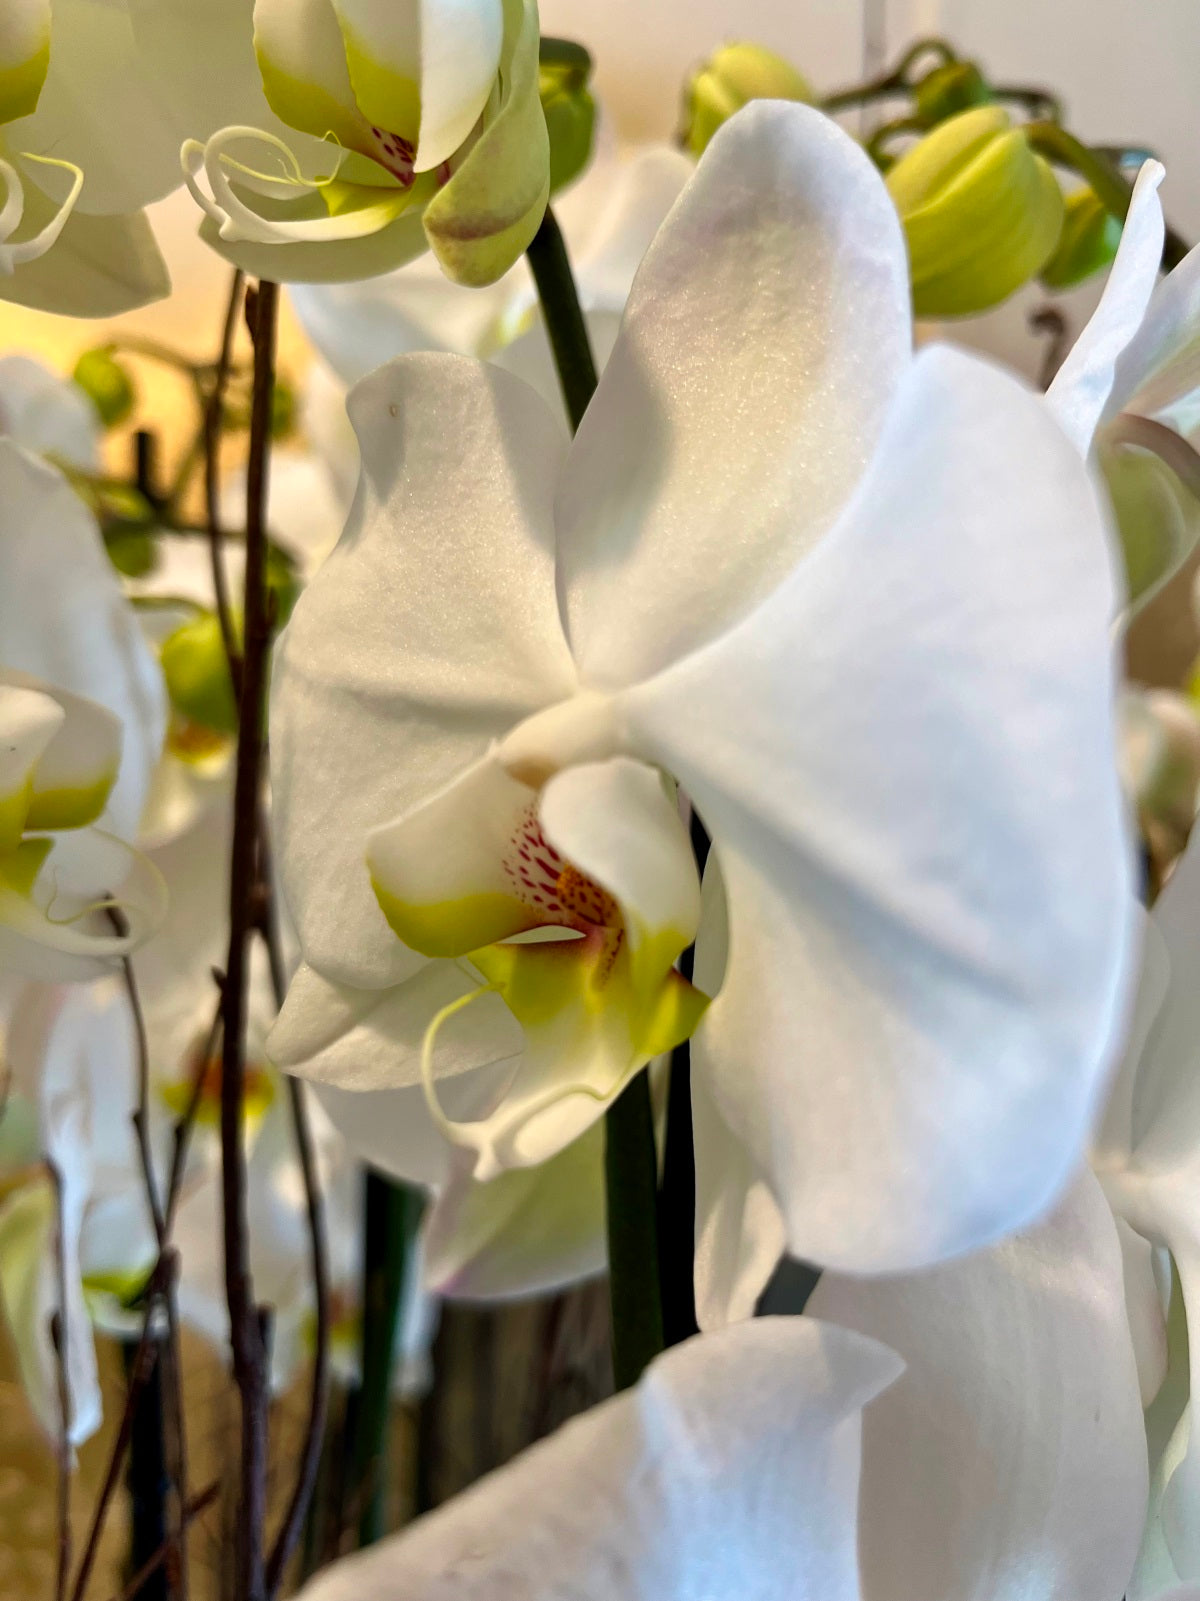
[[68, 1253, 177, 1601], [48, 1163, 72, 1601], [264, 1076, 330, 1597], [204, 268, 246, 698], [220, 277, 279, 1601], [104, 1484, 220, 1601]]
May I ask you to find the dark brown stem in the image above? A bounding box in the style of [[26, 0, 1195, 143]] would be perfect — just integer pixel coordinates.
[[48, 1164, 72, 1601], [258, 809, 331, 1591], [264, 1076, 330, 1597], [110, 928, 189, 1600], [105, 1484, 220, 1601], [205, 268, 246, 698], [68, 1253, 178, 1601], [220, 276, 278, 1601]]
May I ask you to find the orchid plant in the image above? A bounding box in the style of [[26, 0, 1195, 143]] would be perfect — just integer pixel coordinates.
[[9, 7, 1200, 1601]]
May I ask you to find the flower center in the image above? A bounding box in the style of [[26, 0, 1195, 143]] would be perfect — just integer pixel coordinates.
[[367, 125, 416, 186], [502, 801, 619, 935]]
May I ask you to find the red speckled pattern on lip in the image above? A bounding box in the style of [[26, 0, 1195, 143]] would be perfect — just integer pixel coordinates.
[[502, 800, 619, 935], [368, 125, 416, 186]]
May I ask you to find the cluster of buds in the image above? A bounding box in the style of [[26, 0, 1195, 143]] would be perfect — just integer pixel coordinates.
[[680, 39, 1131, 317]]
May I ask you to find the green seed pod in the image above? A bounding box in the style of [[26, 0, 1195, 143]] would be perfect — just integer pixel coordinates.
[[161, 612, 239, 737], [886, 106, 1065, 318], [1040, 186, 1122, 289], [72, 348, 136, 429], [681, 42, 814, 158]]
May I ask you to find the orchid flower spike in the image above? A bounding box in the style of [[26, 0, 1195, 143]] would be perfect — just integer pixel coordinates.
[[0, 0, 175, 314], [268, 100, 1134, 1288], [0, 440, 166, 979], [295, 1175, 1150, 1601], [129, 0, 550, 286], [1047, 161, 1200, 614]]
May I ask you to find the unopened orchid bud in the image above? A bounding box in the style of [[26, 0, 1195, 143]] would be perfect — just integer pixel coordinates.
[[913, 60, 992, 128], [682, 43, 814, 158], [1040, 186, 1122, 289], [72, 349, 135, 429], [540, 38, 596, 195], [886, 106, 1065, 317], [160, 613, 238, 737]]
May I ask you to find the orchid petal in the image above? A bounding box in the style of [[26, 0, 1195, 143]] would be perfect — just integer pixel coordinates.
[[288, 257, 511, 382], [0, 442, 165, 842], [424, 1125, 606, 1300], [0, 352, 99, 467], [0, 672, 122, 835], [9, 0, 182, 215], [809, 1169, 1148, 1601], [628, 345, 1133, 1274], [294, 1317, 900, 1601], [1047, 160, 1165, 454], [555, 99, 910, 687], [127, 0, 281, 142], [1100, 835, 1200, 1580], [0, 0, 50, 123], [566, 145, 694, 314], [330, 0, 503, 174], [0, 828, 167, 981], [254, 0, 372, 151], [1115, 233, 1200, 428], [267, 958, 521, 1093], [0, 681, 63, 852], [270, 356, 575, 988], [314, 1064, 513, 1189], [420, 0, 548, 287], [0, 200, 169, 316], [0, 1087, 100, 1446]]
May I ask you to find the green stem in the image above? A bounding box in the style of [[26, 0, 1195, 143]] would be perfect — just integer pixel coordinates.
[[525, 205, 666, 1390], [1026, 121, 1192, 269], [525, 207, 598, 432], [350, 1172, 422, 1547], [604, 1074, 665, 1390]]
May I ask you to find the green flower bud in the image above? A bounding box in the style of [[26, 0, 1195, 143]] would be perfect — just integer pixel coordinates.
[[681, 43, 814, 158], [886, 106, 1065, 317], [266, 541, 301, 628], [913, 60, 992, 128], [72, 348, 136, 429], [1040, 186, 1122, 290], [271, 379, 296, 441], [161, 612, 239, 737], [539, 38, 596, 195], [104, 529, 157, 579]]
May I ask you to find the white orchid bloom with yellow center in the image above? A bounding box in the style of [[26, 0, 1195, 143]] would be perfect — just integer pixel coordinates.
[[268, 100, 1133, 1278], [129, 0, 549, 287], [0, 439, 165, 978], [0, 0, 176, 314], [296, 1174, 1149, 1600]]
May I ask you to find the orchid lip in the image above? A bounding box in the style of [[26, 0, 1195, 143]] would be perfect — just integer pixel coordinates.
[[0, 153, 83, 273]]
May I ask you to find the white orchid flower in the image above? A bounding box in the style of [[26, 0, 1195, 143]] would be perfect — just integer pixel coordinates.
[[289, 139, 694, 428], [268, 100, 1133, 1278], [0, 440, 166, 978], [295, 1180, 1149, 1601], [0, 1079, 102, 1448], [1093, 827, 1200, 1587], [129, 0, 549, 287], [0, 0, 175, 314], [1047, 163, 1200, 613], [0, 353, 100, 469]]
